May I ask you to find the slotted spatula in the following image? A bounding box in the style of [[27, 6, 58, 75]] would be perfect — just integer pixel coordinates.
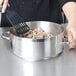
[[6, 10, 30, 35]]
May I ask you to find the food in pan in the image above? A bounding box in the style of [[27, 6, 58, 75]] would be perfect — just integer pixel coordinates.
[[24, 27, 53, 39], [12, 27, 53, 39]]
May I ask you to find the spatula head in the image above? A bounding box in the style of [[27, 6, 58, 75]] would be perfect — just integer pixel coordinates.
[[6, 10, 30, 35], [15, 23, 30, 35]]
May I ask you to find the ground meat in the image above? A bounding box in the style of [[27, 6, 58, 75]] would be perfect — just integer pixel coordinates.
[[25, 27, 53, 39]]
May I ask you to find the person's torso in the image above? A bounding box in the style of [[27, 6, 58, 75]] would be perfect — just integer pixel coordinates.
[[9, 0, 64, 23], [10, 0, 62, 23]]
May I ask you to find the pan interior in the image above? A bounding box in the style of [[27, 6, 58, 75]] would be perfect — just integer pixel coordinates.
[[10, 21, 64, 37], [26, 21, 64, 36]]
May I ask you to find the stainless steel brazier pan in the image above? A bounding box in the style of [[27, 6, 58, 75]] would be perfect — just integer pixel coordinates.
[[2, 21, 65, 61]]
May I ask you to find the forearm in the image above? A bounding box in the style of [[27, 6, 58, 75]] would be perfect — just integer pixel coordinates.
[[62, 2, 76, 25]]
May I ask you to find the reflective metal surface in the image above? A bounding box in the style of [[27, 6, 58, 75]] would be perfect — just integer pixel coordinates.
[[1, 27, 76, 76], [2, 21, 64, 61]]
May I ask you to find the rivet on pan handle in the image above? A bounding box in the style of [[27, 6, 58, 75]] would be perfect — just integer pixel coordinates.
[[1, 31, 10, 40]]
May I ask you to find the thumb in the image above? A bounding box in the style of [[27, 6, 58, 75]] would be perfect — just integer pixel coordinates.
[[67, 29, 76, 48]]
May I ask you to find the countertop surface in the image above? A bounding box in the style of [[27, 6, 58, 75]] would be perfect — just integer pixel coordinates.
[[0, 27, 76, 76]]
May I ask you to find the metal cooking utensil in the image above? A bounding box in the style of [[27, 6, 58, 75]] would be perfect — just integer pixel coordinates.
[[6, 10, 30, 35]]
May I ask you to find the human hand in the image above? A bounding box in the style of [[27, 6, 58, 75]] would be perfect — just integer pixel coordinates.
[[66, 23, 76, 49], [0, 0, 10, 13]]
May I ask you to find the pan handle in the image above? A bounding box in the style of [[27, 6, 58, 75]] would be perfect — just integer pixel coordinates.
[[55, 35, 69, 50], [1, 31, 10, 40], [60, 35, 70, 46]]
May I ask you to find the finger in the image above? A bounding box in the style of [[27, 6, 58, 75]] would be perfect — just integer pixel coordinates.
[[8, 3, 10, 7], [2, 0, 8, 13], [0, 0, 4, 5], [69, 40, 76, 49], [72, 28, 76, 41], [70, 28, 76, 48], [67, 30, 73, 42], [66, 29, 76, 48]]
